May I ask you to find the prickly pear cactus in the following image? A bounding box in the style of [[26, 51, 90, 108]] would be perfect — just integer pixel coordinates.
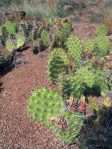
[[6, 39, 15, 52], [48, 48, 68, 83], [96, 25, 108, 36], [32, 38, 43, 54], [95, 36, 110, 57], [16, 33, 25, 49], [56, 111, 84, 144], [41, 29, 50, 47], [1, 26, 9, 46], [28, 88, 63, 126], [66, 34, 82, 67], [61, 69, 95, 99], [83, 39, 95, 53], [4, 21, 17, 36], [5, 33, 25, 52], [57, 19, 72, 43], [94, 68, 109, 96], [28, 88, 84, 144]]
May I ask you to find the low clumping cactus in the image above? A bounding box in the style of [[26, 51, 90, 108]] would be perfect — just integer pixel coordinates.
[[28, 88, 63, 126], [56, 111, 84, 144], [48, 48, 68, 83], [93, 68, 109, 96], [56, 19, 72, 44], [1, 26, 9, 46], [61, 70, 94, 100], [96, 25, 108, 36], [83, 39, 95, 53], [41, 29, 50, 47], [3, 21, 17, 36], [61, 68, 109, 100], [66, 34, 82, 67], [5, 33, 25, 52], [32, 39, 43, 54], [95, 36, 110, 57], [28, 88, 84, 144]]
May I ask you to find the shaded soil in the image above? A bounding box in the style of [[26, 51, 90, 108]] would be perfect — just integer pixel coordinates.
[[0, 22, 98, 149]]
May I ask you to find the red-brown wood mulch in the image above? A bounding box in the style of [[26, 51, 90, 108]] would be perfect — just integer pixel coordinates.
[[0, 22, 98, 149]]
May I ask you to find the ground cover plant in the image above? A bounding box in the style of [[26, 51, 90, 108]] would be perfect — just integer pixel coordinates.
[[0, 1, 112, 148]]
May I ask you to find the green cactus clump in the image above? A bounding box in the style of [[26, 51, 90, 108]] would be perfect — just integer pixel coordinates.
[[96, 25, 108, 36], [83, 39, 95, 53], [56, 112, 84, 144], [5, 33, 25, 52], [66, 34, 82, 67], [93, 68, 109, 96], [6, 39, 15, 52], [95, 36, 110, 57], [61, 68, 109, 99], [32, 38, 43, 54], [28, 88, 84, 144], [56, 19, 72, 43], [28, 88, 63, 126], [41, 29, 50, 47], [4, 21, 17, 36], [70, 69, 95, 99], [16, 33, 26, 49], [48, 48, 68, 83]]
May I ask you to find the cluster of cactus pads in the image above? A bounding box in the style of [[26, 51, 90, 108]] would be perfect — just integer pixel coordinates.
[[28, 88, 84, 144], [28, 24, 111, 144]]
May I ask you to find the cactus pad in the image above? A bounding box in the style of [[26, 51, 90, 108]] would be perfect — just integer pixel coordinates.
[[66, 34, 82, 67], [4, 21, 17, 36], [96, 25, 108, 36], [28, 88, 63, 126], [41, 29, 50, 47], [48, 48, 68, 83]]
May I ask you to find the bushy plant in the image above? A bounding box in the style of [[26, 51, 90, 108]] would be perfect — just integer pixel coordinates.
[[48, 48, 68, 83]]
